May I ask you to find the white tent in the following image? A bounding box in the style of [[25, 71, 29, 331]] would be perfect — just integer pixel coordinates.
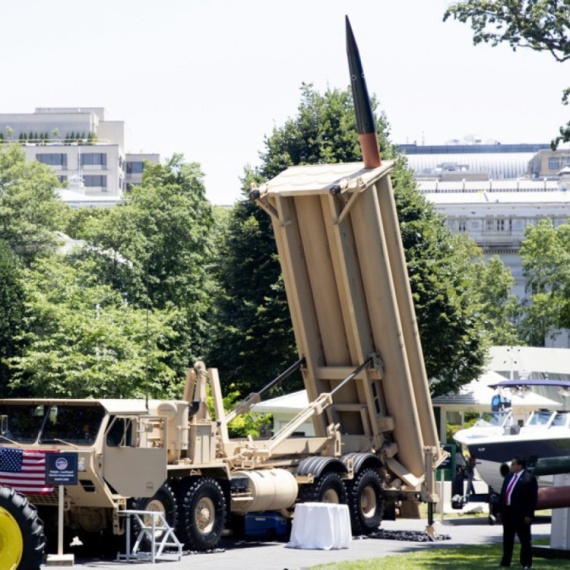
[[251, 391, 314, 436], [432, 369, 562, 439]]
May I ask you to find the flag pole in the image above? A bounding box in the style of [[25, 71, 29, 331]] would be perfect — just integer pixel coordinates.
[[58, 485, 64, 556]]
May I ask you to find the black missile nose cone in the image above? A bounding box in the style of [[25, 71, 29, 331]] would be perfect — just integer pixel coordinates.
[[344, 16, 381, 167], [345, 16, 357, 55]]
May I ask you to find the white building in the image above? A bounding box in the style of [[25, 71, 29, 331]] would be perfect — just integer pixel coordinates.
[[399, 141, 570, 347], [0, 108, 159, 203], [420, 179, 570, 300]]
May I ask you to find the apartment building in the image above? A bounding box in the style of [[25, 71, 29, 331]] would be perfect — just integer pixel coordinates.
[[0, 108, 159, 203]]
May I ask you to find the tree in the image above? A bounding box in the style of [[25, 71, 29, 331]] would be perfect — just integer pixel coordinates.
[[392, 161, 488, 395], [209, 84, 488, 397], [0, 145, 68, 265], [470, 255, 522, 345], [7, 254, 180, 399], [80, 155, 216, 375], [444, 1, 570, 146], [519, 218, 570, 345], [0, 240, 26, 396], [64, 206, 110, 240]]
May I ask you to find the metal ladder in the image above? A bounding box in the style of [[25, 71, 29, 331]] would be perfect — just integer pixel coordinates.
[[116, 509, 183, 563]]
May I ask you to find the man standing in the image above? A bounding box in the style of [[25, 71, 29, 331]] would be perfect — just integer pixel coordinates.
[[498, 456, 538, 569]]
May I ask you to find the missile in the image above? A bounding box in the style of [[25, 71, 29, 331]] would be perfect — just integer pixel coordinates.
[[346, 16, 382, 169]]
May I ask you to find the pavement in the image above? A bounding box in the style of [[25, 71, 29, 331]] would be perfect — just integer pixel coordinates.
[[41, 515, 553, 570]]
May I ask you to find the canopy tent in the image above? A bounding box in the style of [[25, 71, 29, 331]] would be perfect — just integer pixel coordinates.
[[489, 346, 570, 410]]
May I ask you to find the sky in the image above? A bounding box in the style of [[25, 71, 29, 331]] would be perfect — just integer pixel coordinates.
[[2, 0, 569, 205]]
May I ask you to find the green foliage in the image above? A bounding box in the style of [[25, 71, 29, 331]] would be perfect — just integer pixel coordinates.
[[8, 254, 179, 399], [0, 145, 68, 265], [391, 159, 487, 395], [80, 155, 216, 375], [208, 192, 298, 394], [444, 0, 570, 147], [0, 240, 26, 396], [259, 83, 392, 179], [209, 84, 487, 397], [470, 255, 522, 345], [519, 218, 570, 345], [64, 206, 110, 240], [207, 385, 273, 438]]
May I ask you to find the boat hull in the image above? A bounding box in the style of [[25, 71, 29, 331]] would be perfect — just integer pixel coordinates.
[[458, 434, 570, 490]]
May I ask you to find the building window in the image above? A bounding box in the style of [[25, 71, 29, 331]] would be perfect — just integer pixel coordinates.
[[486, 218, 494, 231], [458, 219, 466, 232], [126, 161, 144, 174], [84, 175, 107, 188], [548, 157, 560, 170], [81, 153, 107, 166], [36, 153, 67, 166], [562, 156, 570, 167]]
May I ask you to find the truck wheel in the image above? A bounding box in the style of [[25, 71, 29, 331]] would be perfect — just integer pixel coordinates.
[[130, 482, 177, 546], [298, 471, 347, 504], [0, 486, 45, 570], [177, 477, 226, 550], [346, 469, 384, 535]]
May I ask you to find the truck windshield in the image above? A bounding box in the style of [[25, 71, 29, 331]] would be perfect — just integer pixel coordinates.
[[0, 404, 48, 443], [39, 405, 105, 445]]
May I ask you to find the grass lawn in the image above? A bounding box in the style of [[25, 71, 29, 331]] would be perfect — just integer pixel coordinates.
[[310, 539, 562, 569]]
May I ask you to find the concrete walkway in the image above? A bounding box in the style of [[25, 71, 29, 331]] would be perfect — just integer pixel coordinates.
[[42, 515, 553, 570]]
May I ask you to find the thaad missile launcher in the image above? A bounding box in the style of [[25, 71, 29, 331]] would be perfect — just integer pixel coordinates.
[[0, 17, 445, 568]]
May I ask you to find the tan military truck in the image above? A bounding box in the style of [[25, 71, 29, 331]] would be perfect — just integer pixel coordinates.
[[0, 161, 444, 569]]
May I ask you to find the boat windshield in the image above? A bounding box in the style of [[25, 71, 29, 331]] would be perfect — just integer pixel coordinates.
[[0, 403, 105, 445], [526, 410, 555, 427], [474, 411, 511, 428], [550, 412, 570, 428]]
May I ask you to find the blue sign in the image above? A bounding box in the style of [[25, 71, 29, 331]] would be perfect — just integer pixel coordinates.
[[46, 452, 78, 485]]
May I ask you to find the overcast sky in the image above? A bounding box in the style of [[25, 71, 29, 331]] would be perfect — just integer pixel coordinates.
[[2, 0, 568, 205]]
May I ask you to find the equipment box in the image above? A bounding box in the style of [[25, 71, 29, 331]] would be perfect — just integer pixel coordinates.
[[244, 512, 289, 539]]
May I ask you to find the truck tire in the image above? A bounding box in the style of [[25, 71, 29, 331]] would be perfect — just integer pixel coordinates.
[[298, 471, 347, 504], [346, 468, 384, 535], [177, 477, 226, 550], [0, 486, 45, 570], [130, 482, 178, 547]]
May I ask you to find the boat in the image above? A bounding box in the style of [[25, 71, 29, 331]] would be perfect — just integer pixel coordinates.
[[454, 379, 570, 491]]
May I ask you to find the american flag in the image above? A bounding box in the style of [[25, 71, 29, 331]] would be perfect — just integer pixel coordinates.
[[0, 447, 57, 494]]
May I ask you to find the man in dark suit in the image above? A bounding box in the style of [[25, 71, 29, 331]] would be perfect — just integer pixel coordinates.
[[498, 456, 538, 569]]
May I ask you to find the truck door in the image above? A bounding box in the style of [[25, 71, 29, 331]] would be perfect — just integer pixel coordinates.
[[103, 415, 167, 498]]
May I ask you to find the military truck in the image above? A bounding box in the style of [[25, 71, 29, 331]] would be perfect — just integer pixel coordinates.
[[0, 160, 444, 569]]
